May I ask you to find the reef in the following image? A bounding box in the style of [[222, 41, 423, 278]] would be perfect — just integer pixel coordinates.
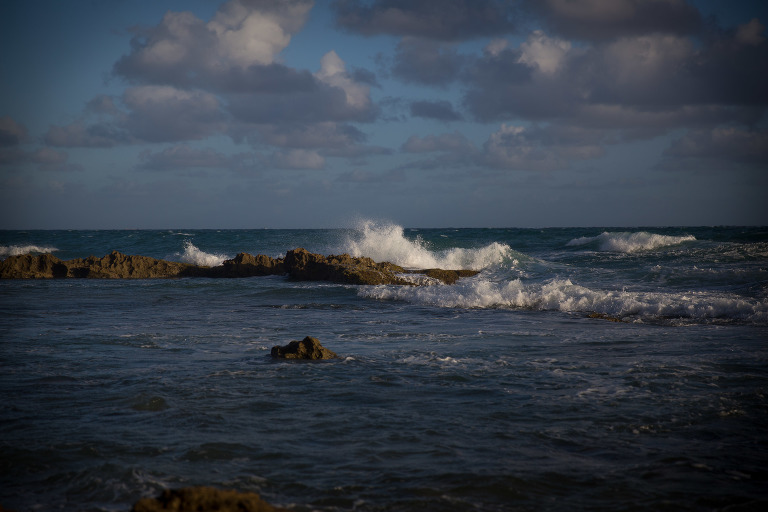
[[0, 248, 479, 285], [271, 336, 338, 360], [131, 486, 287, 512]]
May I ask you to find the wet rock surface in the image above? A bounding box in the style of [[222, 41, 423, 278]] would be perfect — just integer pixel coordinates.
[[131, 486, 287, 512], [271, 336, 338, 360], [0, 248, 479, 285]]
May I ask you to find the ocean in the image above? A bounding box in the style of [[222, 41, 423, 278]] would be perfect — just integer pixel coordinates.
[[1, 222, 767, 511]]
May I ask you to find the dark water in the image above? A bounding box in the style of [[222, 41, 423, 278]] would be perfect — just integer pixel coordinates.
[[1, 223, 767, 511]]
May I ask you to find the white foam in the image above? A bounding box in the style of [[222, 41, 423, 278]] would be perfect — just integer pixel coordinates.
[[178, 241, 228, 267], [342, 220, 515, 270], [359, 277, 768, 325], [567, 231, 696, 253], [0, 244, 58, 258]]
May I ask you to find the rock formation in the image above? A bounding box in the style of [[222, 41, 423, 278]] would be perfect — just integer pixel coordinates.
[[271, 336, 338, 360], [131, 486, 287, 512], [0, 248, 479, 285]]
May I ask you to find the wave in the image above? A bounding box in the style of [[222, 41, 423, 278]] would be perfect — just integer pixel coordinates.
[[177, 241, 228, 267], [342, 220, 517, 270], [0, 244, 58, 258], [359, 277, 768, 325], [567, 231, 696, 253]]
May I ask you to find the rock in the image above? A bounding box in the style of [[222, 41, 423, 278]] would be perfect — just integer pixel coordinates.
[[1, 248, 479, 285], [131, 486, 287, 512], [588, 312, 623, 322], [421, 268, 480, 285], [271, 336, 338, 360], [219, 252, 285, 277], [66, 251, 195, 279], [0, 253, 68, 279]]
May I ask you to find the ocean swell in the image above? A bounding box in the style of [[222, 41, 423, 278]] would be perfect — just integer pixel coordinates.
[[359, 276, 768, 325], [567, 231, 696, 253]]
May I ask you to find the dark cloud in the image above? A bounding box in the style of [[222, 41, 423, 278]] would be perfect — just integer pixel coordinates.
[[392, 38, 465, 86], [0, 116, 28, 147], [660, 126, 768, 170], [402, 132, 475, 153], [45, 120, 129, 148], [333, 0, 517, 41], [527, 0, 702, 41], [462, 27, 768, 135], [410, 100, 462, 121]]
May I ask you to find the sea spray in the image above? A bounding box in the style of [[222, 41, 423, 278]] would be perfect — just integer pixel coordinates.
[[358, 275, 768, 325], [567, 231, 696, 253], [177, 241, 229, 267], [342, 220, 518, 270], [0, 244, 58, 258]]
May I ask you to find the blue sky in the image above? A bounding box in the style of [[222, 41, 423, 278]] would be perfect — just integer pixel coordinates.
[[1, 0, 766, 228]]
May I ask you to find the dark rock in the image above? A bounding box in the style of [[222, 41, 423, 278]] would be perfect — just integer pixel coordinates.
[[421, 268, 479, 285], [219, 252, 285, 277], [271, 336, 338, 360], [131, 486, 287, 512], [1, 248, 479, 285], [588, 312, 623, 322]]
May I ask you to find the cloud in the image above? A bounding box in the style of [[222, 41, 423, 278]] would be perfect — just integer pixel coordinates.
[[270, 148, 325, 169], [114, 0, 313, 86], [402, 132, 475, 153], [528, 0, 702, 41], [333, 0, 516, 41], [335, 168, 406, 183], [462, 28, 768, 133], [139, 144, 238, 171], [0, 116, 28, 147], [391, 37, 465, 86], [410, 100, 462, 121], [661, 126, 768, 170]]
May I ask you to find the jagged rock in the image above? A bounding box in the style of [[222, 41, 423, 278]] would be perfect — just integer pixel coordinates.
[[67, 251, 195, 279], [219, 252, 285, 277], [283, 247, 414, 285], [131, 486, 287, 512], [1, 248, 479, 285], [271, 336, 338, 360], [0, 253, 68, 279], [421, 268, 480, 285]]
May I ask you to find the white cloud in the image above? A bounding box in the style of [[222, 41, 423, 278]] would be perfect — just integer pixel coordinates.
[[518, 30, 571, 74], [316, 51, 371, 110]]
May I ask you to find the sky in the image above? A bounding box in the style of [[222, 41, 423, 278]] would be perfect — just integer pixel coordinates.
[[1, 0, 767, 229]]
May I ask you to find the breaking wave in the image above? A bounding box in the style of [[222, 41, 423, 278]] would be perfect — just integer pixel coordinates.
[[177, 241, 228, 267], [359, 277, 768, 325], [567, 231, 696, 253], [0, 244, 58, 258], [342, 220, 517, 270]]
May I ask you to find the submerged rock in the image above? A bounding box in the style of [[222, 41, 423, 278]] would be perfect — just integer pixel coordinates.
[[131, 486, 287, 512], [271, 336, 338, 360]]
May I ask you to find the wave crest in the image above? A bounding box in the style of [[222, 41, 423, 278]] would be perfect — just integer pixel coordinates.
[[567, 231, 696, 253], [178, 241, 228, 267], [343, 220, 515, 270], [359, 277, 768, 325], [0, 244, 58, 258]]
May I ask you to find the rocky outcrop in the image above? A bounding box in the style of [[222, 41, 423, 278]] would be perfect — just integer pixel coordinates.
[[1, 248, 479, 285], [271, 336, 338, 360], [131, 486, 287, 512]]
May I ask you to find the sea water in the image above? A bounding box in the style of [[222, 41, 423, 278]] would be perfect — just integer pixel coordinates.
[[1, 222, 767, 511]]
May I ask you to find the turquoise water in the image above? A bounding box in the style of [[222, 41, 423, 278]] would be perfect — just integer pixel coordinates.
[[1, 223, 767, 511]]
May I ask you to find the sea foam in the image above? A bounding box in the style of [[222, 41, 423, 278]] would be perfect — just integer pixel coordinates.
[[178, 241, 228, 267], [343, 220, 515, 270], [567, 231, 696, 253], [359, 277, 768, 325], [0, 244, 58, 258]]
